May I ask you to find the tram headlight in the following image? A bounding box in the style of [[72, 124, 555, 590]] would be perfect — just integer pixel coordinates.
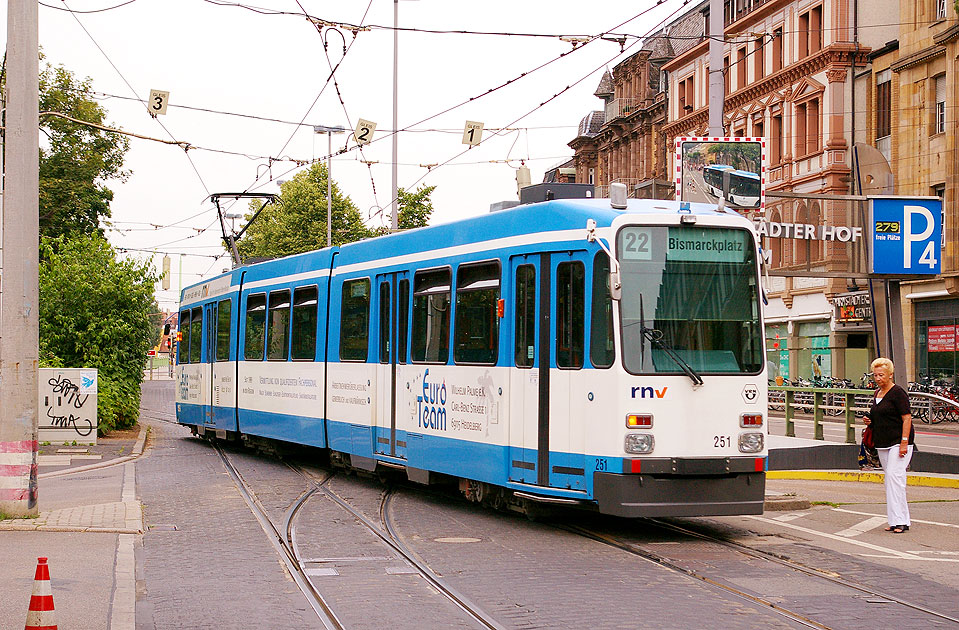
[[624, 434, 654, 454], [738, 432, 764, 453]]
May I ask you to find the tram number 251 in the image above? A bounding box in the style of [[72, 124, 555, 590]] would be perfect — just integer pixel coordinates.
[[713, 435, 732, 448], [594, 458, 609, 471]]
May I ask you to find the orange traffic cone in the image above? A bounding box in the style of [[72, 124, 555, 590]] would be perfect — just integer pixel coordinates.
[[25, 557, 57, 630]]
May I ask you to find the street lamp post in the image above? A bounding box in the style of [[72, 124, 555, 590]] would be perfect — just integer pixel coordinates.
[[314, 125, 346, 247]]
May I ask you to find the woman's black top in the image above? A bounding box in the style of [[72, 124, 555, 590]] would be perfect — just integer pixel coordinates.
[[868, 384, 915, 448]]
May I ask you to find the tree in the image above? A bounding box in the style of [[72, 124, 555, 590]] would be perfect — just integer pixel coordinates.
[[37, 61, 130, 241], [39, 234, 159, 431], [372, 184, 436, 234], [234, 164, 436, 260]]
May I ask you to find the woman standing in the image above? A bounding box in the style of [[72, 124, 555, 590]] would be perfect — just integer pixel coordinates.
[[862, 358, 915, 533]]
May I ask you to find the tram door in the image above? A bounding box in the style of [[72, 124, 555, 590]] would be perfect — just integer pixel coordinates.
[[508, 255, 542, 485], [202, 303, 217, 428], [210, 297, 235, 432], [374, 272, 410, 459], [508, 253, 588, 489]]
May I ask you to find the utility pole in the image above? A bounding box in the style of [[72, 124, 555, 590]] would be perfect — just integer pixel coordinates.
[[391, 0, 399, 231], [0, 0, 40, 518], [708, 0, 725, 136]]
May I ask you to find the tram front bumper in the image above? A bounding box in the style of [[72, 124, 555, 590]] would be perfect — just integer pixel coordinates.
[[593, 466, 766, 518]]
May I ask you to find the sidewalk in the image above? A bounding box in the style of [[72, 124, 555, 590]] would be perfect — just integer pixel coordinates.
[[0, 427, 146, 629]]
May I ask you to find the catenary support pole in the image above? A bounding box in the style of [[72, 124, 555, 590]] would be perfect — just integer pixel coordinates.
[[391, 0, 399, 231], [0, 0, 41, 518], [708, 0, 725, 136]]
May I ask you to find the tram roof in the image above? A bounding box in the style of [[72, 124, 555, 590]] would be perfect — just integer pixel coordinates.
[[180, 197, 745, 301]]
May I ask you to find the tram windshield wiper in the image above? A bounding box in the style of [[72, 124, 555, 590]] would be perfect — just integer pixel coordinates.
[[639, 295, 704, 386]]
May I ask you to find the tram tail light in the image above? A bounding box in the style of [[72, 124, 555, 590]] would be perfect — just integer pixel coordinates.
[[740, 413, 763, 427], [626, 414, 653, 428]]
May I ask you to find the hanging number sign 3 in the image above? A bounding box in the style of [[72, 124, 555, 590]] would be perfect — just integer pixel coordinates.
[[148, 89, 170, 116]]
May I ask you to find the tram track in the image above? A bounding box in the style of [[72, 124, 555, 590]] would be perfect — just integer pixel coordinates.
[[291, 464, 507, 630], [214, 442, 505, 630], [212, 443, 345, 630], [561, 518, 959, 630], [647, 518, 959, 626]]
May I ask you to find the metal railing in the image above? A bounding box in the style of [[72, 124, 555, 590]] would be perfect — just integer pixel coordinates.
[[604, 98, 642, 121], [769, 386, 959, 443]]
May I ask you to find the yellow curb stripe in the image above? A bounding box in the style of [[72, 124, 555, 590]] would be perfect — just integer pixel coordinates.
[[767, 470, 959, 488]]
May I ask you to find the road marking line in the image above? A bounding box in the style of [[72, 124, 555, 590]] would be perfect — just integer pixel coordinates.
[[772, 513, 809, 522], [832, 507, 959, 529], [834, 516, 887, 537], [746, 515, 923, 559]]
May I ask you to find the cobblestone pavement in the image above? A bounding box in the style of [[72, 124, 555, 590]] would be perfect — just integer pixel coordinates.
[[135, 418, 318, 629]]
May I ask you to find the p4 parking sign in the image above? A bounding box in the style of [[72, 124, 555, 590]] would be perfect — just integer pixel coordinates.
[[868, 196, 942, 275]]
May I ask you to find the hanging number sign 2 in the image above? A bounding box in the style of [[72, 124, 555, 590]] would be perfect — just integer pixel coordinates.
[[354, 119, 377, 145], [462, 121, 484, 146], [148, 89, 170, 116]]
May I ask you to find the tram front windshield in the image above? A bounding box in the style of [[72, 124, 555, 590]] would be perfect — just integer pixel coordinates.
[[618, 225, 763, 375]]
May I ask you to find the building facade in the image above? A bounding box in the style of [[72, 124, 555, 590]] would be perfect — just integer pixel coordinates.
[[887, 0, 959, 382]]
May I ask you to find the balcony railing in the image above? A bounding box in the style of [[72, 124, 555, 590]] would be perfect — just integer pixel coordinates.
[[724, 0, 774, 26], [604, 98, 642, 122]]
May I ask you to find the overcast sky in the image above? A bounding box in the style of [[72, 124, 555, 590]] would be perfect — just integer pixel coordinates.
[[3, 0, 685, 310]]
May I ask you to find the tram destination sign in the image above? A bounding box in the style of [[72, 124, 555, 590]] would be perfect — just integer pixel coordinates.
[[868, 196, 942, 276]]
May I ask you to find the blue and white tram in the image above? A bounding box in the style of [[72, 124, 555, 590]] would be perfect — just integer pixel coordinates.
[[702, 164, 734, 199], [175, 197, 768, 517], [726, 169, 761, 208]]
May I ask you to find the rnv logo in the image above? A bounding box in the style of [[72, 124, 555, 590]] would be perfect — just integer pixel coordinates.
[[631, 386, 668, 399]]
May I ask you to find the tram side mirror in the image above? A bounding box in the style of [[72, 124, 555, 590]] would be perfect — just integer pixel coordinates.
[[609, 270, 622, 301], [586, 219, 622, 301]]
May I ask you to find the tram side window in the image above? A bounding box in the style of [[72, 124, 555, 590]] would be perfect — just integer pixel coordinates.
[[244, 293, 267, 361], [267, 290, 291, 361], [340, 279, 371, 361], [411, 269, 451, 364], [590, 253, 615, 368], [291, 286, 318, 360], [514, 265, 536, 368], [178, 309, 190, 364], [454, 262, 500, 365], [215, 299, 232, 362], [398, 279, 410, 364], [189, 307, 203, 364], [556, 262, 584, 369]]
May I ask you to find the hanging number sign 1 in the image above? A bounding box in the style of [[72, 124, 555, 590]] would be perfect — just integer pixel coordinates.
[[462, 121, 484, 146]]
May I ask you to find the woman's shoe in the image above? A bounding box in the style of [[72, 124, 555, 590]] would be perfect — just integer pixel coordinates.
[[885, 525, 908, 533]]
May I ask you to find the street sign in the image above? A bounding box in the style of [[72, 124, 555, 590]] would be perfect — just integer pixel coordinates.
[[147, 349, 157, 357], [868, 196, 942, 275]]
